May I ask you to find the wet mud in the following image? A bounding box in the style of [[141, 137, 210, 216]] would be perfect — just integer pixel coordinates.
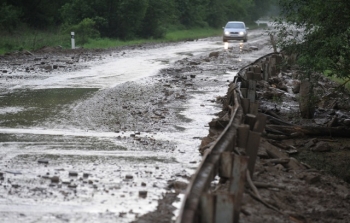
[[199, 52, 350, 222], [0, 29, 272, 223], [1, 27, 349, 223]]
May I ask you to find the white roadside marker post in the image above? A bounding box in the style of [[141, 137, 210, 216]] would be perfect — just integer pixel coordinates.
[[71, 32, 75, 49]]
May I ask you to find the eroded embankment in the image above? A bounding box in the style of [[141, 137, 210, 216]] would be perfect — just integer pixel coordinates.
[[180, 52, 350, 223]]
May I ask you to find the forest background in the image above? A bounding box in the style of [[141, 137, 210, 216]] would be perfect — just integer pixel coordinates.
[[0, 0, 278, 53]]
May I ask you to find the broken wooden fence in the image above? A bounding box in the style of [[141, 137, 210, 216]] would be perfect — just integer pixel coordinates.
[[177, 53, 282, 223]]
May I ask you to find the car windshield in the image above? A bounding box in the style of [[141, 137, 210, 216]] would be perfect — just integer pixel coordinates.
[[226, 23, 244, 29]]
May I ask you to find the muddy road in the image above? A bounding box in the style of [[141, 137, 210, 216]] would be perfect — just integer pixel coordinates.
[[0, 29, 272, 222]]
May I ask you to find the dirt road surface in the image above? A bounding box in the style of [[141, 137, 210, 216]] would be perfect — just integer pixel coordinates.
[[1, 28, 349, 223], [0, 29, 271, 223]]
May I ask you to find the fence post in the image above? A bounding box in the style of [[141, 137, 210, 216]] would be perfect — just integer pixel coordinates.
[[71, 32, 75, 49]]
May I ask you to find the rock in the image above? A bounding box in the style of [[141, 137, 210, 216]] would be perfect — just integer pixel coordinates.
[[249, 46, 259, 51], [307, 174, 321, 184], [305, 138, 318, 148], [51, 176, 60, 183], [257, 146, 269, 158], [138, 190, 148, 198], [299, 172, 321, 184], [344, 119, 350, 126], [170, 181, 188, 193], [334, 184, 349, 199], [287, 157, 307, 171], [275, 164, 285, 171], [141, 182, 147, 187], [327, 116, 338, 127], [41, 65, 53, 71], [277, 82, 288, 92], [38, 159, 49, 164], [125, 175, 133, 179], [190, 74, 196, 78], [209, 51, 219, 58], [311, 142, 331, 152], [69, 171, 78, 177], [83, 173, 89, 178], [189, 61, 200, 65]]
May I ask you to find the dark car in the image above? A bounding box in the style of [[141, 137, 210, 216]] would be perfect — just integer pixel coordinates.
[[223, 21, 248, 42]]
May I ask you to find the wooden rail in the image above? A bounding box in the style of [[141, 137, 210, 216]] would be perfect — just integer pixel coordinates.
[[177, 53, 283, 223]]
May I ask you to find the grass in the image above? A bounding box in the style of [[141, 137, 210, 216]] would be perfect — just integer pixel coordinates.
[[164, 28, 222, 41], [323, 70, 350, 91], [328, 76, 350, 91], [77, 27, 223, 49], [0, 27, 223, 55], [0, 28, 69, 54]]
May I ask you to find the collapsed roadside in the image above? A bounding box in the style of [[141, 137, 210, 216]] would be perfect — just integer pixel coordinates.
[[189, 51, 350, 222]]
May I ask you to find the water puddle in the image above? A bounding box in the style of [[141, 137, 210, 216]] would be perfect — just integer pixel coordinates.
[[0, 88, 98, 127]]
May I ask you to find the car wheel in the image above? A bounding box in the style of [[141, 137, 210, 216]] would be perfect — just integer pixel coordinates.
[[223, 38, 228, 42], [243, 38, 247, 43]]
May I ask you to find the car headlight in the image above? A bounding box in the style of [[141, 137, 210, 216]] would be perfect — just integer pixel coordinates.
[[224, 31, 230, 35], [239, 32, 244, 35]]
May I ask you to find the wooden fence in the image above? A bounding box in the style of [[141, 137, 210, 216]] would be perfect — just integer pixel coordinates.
[[176, 52, 282, 223]]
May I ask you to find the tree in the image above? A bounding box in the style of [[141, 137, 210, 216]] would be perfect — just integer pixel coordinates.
[[67, 18, 100, 45], [275, 0, 350, 80], [60, 0, 149, 39], [174, 0, 209, 28], [115, 0, 149, 39], [138, 0, 176, 38], [3, 0, 70, 28], [0, 2, 21, 32], [206, 0, 227, 28]]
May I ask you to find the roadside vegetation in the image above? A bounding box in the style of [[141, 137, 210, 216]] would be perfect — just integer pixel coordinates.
[[0, 0, 278, 54], [0, 27, 223, 55], [271, 0, 350, 103], [275, 0, 350, 81]]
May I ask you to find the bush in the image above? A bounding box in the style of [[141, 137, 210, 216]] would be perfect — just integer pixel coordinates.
[[0, 3, 22, 32], [62, 18, 100, 45]]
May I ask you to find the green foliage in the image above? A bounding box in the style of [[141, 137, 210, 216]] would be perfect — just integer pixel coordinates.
[[0, 0, 278, 48], [0, 26, 68, 53], [62, 18, 100, 45], [275, 0, 350, 79], [164, 28, 222, 41], [175, 0, 210, 28], [0, 26, 222, 55], [138, 0, 174, 39], [0, 3, 21, 32], [115, 0, 149, 39], [2, 0, 70, 28]]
